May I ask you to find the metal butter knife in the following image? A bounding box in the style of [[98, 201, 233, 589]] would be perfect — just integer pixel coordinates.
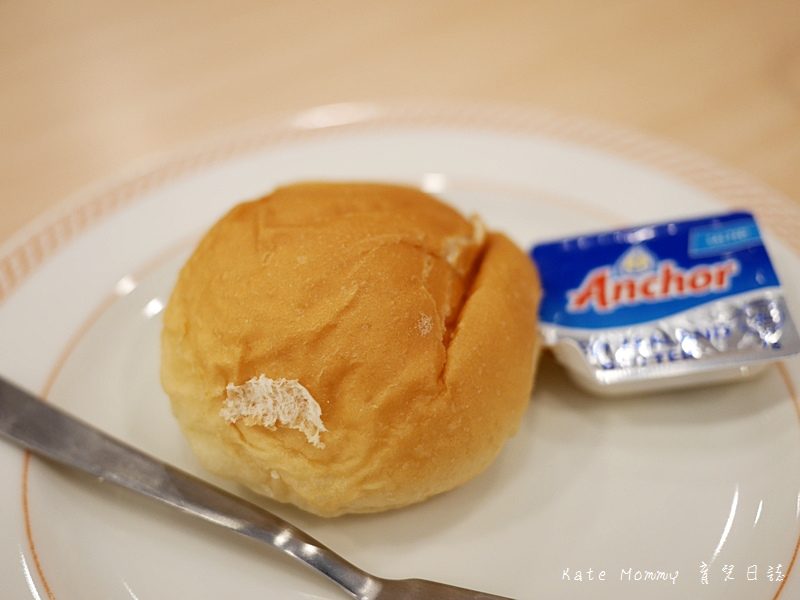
[[0, 377, 515, 600]]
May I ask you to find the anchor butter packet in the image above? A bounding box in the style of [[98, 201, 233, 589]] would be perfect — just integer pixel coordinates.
[[531, 211, 800, 395]]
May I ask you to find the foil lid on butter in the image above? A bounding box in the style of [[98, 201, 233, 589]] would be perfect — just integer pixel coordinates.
[[531, 211, 800, 395]]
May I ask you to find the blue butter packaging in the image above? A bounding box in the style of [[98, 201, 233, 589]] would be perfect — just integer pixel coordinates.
[[531, 211, 800, 395]]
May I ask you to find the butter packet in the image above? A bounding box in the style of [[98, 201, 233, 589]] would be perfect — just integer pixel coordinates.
[[531, 211, 800, 395]]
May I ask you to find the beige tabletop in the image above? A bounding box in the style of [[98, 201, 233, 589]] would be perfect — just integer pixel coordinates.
[[3, 1, 800, 247]]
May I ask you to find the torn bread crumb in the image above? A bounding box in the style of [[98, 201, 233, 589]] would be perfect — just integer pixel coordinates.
[[443, 215, 486, 270], [221, 375, 327, 448]]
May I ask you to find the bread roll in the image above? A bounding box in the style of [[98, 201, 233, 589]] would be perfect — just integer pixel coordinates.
[[161, 182, 541, 516]]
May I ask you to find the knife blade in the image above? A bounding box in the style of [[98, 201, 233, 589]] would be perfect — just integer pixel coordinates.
[[0, 376, 374, 597]]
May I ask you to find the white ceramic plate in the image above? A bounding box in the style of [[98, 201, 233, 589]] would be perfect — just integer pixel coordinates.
[[1, 102, 799, 600]]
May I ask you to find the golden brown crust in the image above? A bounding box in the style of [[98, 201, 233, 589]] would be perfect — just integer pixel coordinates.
[[160, 182, 541, 516]]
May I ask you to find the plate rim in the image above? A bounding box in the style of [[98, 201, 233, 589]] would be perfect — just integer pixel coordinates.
[[3, 100, 800, 310]]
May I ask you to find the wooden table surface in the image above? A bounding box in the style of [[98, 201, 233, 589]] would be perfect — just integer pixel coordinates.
[[3, 0, 800, 246]]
